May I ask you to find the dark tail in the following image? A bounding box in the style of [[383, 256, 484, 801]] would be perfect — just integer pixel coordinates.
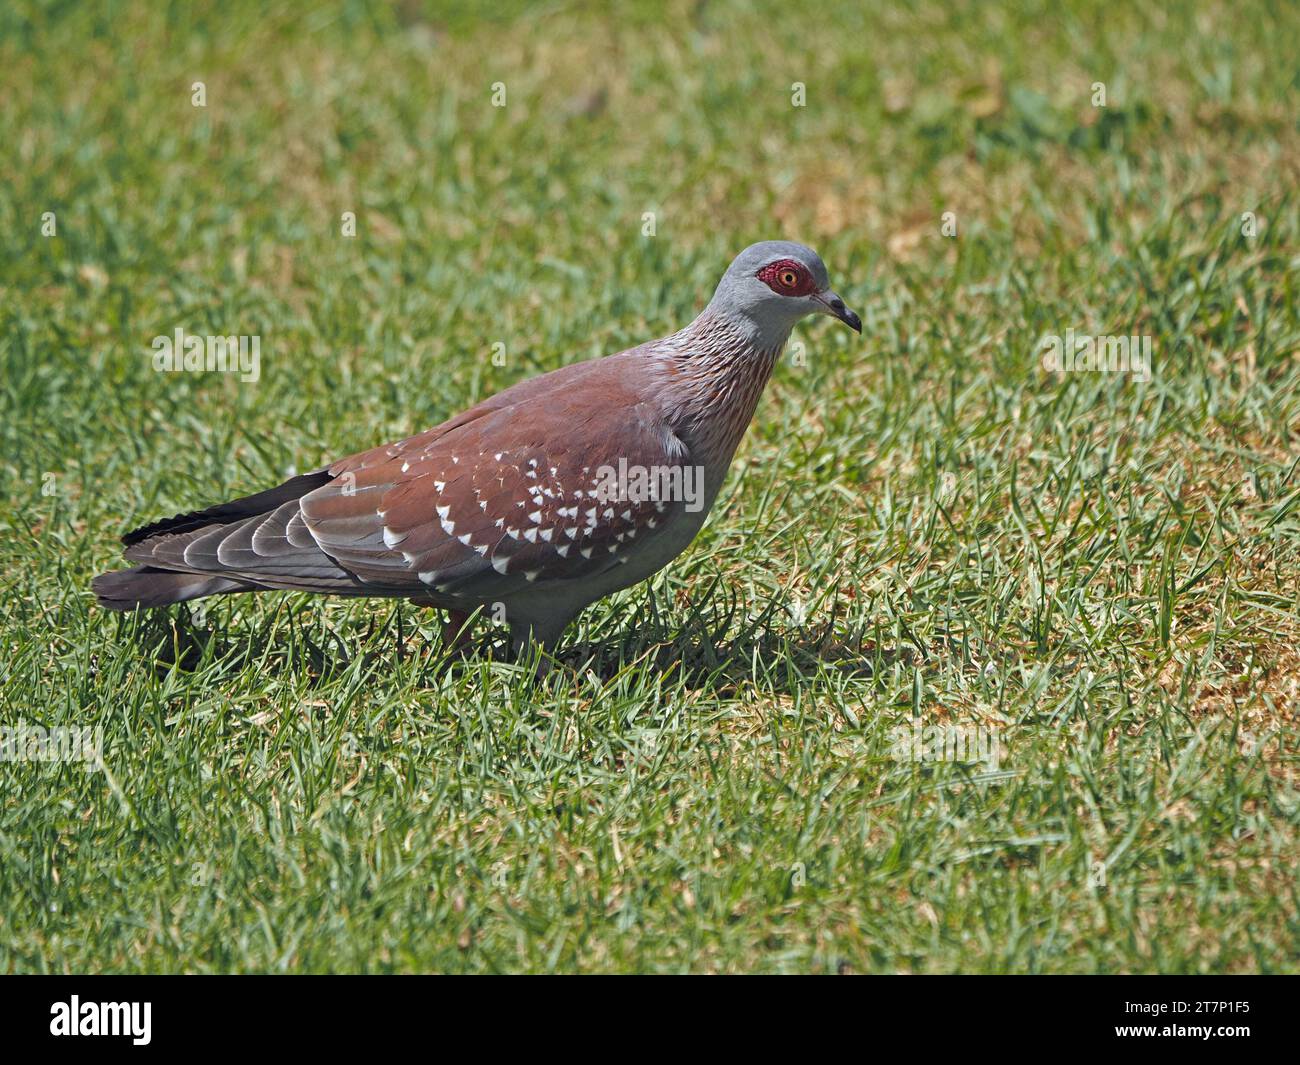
[[92, 565, 250, 611], [120, 471, 332, 546], [93, 469, 342, 611]]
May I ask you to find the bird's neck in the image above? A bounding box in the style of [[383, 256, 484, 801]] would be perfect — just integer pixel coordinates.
[[656, 305, 790, 480]]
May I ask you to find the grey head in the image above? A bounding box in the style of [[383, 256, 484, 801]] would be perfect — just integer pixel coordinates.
[[705, 240, 861, 340]]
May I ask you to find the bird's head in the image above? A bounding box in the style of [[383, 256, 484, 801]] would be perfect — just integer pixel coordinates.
[[709, 240, 862, 338]]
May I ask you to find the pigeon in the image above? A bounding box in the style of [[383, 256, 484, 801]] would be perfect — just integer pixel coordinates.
[[94, 241, 861, 664]]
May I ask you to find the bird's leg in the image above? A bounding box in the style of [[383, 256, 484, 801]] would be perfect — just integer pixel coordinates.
[[508, 619, 565, 678], [405, 599, 474, 660], [442, 607, 474, 655]]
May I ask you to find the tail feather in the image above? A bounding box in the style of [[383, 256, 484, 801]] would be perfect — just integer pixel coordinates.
[[120, 471, 333, 547], [92, 566, 250, 611], [94, 470, 357, 611]]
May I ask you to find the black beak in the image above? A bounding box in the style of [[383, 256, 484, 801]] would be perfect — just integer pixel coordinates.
[[819, 292, 862, 333]]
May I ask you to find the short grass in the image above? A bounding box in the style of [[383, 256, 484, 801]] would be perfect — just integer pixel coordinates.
[[1, 0, 1298, 973]]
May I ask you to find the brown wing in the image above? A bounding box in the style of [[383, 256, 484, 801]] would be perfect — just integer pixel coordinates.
[[299, 393, 691, 600], [118, 354, 693, 602], [115, 351, 696, 600]]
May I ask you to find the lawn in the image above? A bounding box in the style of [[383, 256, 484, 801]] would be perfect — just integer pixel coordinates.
[[1, 0, 1297, 973]]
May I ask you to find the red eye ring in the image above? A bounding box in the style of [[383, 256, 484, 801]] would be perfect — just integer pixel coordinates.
[[758, 258, 815, 297]]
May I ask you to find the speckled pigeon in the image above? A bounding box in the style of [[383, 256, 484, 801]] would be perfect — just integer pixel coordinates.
[[94, 241, 861, 663]]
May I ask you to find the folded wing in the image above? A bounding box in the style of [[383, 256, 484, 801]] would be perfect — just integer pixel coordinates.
[[115, 362, 690, 605]]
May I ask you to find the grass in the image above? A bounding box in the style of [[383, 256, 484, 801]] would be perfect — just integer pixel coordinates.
[[1, 0, 1298, 973]]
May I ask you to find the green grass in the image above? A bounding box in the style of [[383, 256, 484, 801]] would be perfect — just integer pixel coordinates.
[[2, 0, 1298, 973]]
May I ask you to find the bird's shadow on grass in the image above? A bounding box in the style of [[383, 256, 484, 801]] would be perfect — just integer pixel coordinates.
[[110, 592, 919, 694], [558, 592, 922, 691], [111, 600, 418, 684]]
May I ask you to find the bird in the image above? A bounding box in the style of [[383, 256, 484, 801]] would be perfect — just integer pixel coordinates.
[[94, 241, 861, 667]]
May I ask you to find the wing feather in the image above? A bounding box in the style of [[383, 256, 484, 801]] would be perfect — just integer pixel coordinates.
[[110, 350, 698, 603]]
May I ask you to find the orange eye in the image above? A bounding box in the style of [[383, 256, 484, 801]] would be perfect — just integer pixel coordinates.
[[758, 259, 811, 296]]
